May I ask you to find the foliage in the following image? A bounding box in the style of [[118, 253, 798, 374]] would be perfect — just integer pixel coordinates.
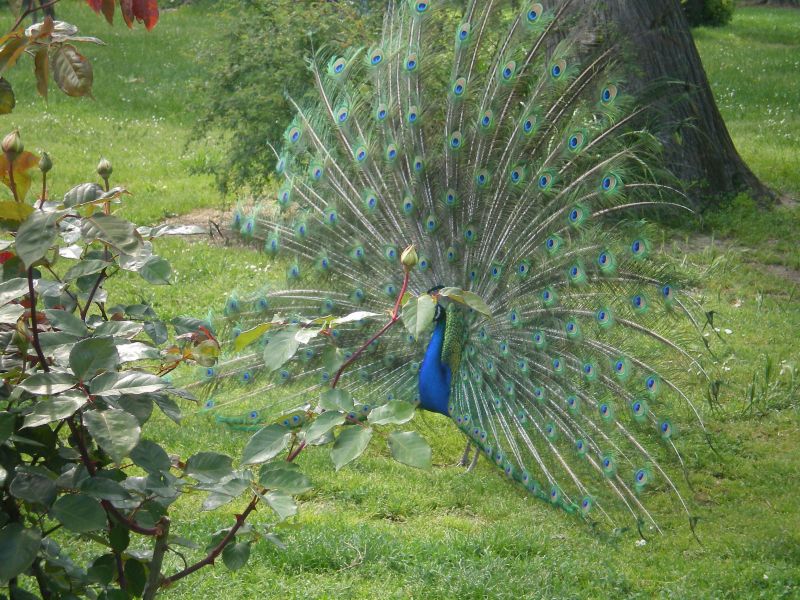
[[682, 0, 735, 26], [191, 0, 382, 195]]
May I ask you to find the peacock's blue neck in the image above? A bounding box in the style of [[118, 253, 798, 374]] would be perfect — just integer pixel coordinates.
[[418, 320, 451, 415]]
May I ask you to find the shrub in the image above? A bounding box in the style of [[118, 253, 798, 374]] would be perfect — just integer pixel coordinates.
[[683, 0, 735, 27]]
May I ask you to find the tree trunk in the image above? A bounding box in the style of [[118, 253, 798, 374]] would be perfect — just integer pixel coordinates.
[[582, 0, 774, 205]]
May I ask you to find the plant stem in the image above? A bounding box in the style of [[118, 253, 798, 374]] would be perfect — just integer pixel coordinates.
[[27, 267, 49, 372], [5, 152, 18, 202], [38, 172, 47, 208], [160, 495, 259, 588], [80, 267, 106, 320], [11, 0, 61, 31], [142, 517, 171, 600], [331, 268, 410, 388]]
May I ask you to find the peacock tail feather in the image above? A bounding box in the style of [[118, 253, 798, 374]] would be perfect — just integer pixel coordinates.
[[193, 0, 713, 535]]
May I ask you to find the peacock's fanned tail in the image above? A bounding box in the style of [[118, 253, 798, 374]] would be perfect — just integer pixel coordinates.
[[197, 0, 711, 534]]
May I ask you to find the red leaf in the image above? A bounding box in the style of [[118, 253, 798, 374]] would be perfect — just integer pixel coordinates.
[[85, 0, 103, 13], [132, 0, 159, 31], [101, 0, 115, 25], [120, 0, 134, 28]]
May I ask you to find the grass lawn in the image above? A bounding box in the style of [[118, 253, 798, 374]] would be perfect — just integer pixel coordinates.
[[6, 3, 800, 599]]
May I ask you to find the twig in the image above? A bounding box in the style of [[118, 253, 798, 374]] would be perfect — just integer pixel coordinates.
[[11, 0, 61, 32], [27, 267, 49, 372], [79, 268, 106, 320], [160, 495, 259, 587]]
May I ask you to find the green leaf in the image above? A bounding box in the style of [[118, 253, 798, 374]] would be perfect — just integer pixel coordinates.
[[388, 431, 432, 470], [319, 388, 353, 412], [0, 303, 23, 324], [22, 392, 86, 428], [258, 462, 312, 494], [70, 336, 119, 380], [233, 322, 272, 352], [16, 210, 58, 268], [416, 294, 436, 338], [110, 523, 130, 553], [63, 183, 105, 208], [0, 77, 15, 115], [139, 255, 171, 285], [0, 412, 15, 444], [368, 400, 416, 426], [241, 424, 291, 465], [44, 309, 89, 337], [18, 371, 77, 395], [124, 559, 147, 597], [9, 466, 57, 506], [152, 394, 182, 423], [63, 259, 108, 281], [83, 409, 141, 464], [322, 344, 345, 374], [401, 296, 417, 335], [330, 427, 372, 471], [330, 310, 380, 325], [439, 287, 491, 316], [130, 439, 171, 474], [262, 328, 300, 372], [222, 541, 251, 571], [0, 277, 28, 306], [94, 320, 144, 338], [0, 523, 41, 582], [303, 410, 345, 442], [80, 477, 133, 503], [185, 452, 234, 483], [80, 213, 142, 255], [89, 371, 167, 396], [50, 493, 106, 532], [259, 491, 297, 521]]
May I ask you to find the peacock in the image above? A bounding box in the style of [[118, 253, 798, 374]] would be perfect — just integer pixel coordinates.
[[194, 0, 714, 536]]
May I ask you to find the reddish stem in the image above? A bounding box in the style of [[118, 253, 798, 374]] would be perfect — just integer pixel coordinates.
[[331, 268, 410, 389]]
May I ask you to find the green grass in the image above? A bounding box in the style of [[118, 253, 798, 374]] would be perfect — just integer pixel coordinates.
[[0, 0, 225, 225], [693, 7, 800, 197], [11, 3, 800, 599]]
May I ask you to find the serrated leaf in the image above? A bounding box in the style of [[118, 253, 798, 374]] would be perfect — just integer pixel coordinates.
[[130, 439, 171, 474], [95, 320, 143, 338], [388, 431, 431, 469], [294, 325, 322, 344], [15, 209, 57, 267], [80, 477, 132, 502], [80, 213, 142, 255], [9, 466, 57, 506], [233, 322, 272, 352], [22, 393, 86, 428], [303, 410, 345, 443], [0, 200, 31, 224], [0, 523, 41, 582], [70, 336, 119, 380], [322, 344, 344, 374], [319, 388, 353, 412], [89, 371, 167, 396], [185, 452, 234, 483], [263, 327, 300, 372], [50, 493, 106, 532], [138, 255, 171, 285], [116, 342, 159, 362], [0, 277, 28, 305], [51, 44, 93, 97], [241, 424, 291, 465], [367, 400, 416, 426], [439, 287, 491, 316], [152, 394, 182, 423], [330, 427, 372, 471], [222, 541, 250, 571], [258, 462, 312, 494], [44, 309, 89, 336], [83, 409, 140, 464], [18, 371, 77, 395], [0, 303, 23, 324], [63, 259, 108, 281], [259, 491, 296, 521]]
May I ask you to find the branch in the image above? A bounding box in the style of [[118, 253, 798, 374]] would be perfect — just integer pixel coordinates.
[[11, 0, 61, 32], [142, 517, 170, 600], [160, 495, 259, 587], [79, 268, 106, 320], [331, 268, 410, 388], [27, 267, 49, 372]]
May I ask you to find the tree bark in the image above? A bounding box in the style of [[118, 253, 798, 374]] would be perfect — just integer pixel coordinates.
[[582, 0, 774, 205]]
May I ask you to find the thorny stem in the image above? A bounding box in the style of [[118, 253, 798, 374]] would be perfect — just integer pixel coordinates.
[[331, 268, 411, 388], [160, 495, 259, 587]]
